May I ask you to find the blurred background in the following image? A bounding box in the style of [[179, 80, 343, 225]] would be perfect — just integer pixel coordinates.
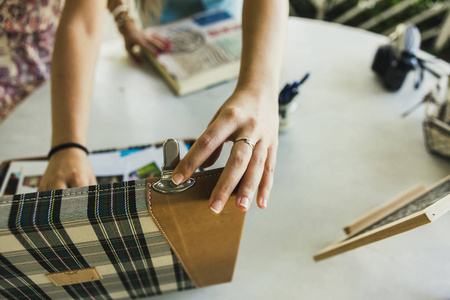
[[288, 0, 450, 62]]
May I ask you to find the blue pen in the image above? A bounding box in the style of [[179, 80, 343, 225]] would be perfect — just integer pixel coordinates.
[[298, 73, 310, 86], [279, 72, 310, 104], [289, 73, 310, 90], [278, 73, 310, 132]]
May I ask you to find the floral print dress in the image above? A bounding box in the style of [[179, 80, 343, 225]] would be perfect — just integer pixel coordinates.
[[0, 0, 62, 122]]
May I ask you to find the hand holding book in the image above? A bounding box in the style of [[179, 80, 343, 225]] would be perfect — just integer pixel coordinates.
[[119, 18, 171, 63], [108, 0, 171, 63]]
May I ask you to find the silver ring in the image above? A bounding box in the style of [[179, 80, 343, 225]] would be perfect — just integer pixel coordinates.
[[234, 137, 255, 150]]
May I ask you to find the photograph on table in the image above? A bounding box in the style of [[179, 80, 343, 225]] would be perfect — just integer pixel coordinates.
[[22, 175, 42, 189], [128, 162, 161, 180]]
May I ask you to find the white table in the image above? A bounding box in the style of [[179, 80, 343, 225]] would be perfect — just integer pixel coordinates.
[[1, 17, 450, 300]]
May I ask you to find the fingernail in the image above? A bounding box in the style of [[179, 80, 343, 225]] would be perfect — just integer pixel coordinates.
[[210, 200, 223, 214], [172, 173, 184, 185], [239, 197, 250, 210], [261, 198, 268, 208]]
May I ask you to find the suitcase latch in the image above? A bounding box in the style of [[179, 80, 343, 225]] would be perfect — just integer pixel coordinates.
[[153, 139, 196, 193]]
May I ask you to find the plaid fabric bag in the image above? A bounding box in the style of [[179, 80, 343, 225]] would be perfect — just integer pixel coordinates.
[[0, 141, 246, 299]]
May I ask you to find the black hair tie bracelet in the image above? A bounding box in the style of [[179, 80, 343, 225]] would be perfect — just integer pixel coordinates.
[[48, 143, 89, 160]]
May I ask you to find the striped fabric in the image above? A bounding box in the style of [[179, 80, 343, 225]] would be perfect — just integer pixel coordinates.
[[0, 180, 193, 299]]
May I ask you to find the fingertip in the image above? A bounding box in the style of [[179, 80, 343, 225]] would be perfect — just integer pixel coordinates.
[[236, 205, 248, 212], [236, 196, 251, 211], [258, 198, 268, 209], [172, 173, 185, 185], [90, 177, 98, 186], [210, 200, 223, 214], [210, 206, 220, 214]]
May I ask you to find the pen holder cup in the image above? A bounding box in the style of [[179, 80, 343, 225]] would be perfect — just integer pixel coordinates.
[[279, 100, 298, 132]]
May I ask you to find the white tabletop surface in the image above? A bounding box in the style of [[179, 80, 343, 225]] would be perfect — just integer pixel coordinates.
[[1, 17, 450, 300]]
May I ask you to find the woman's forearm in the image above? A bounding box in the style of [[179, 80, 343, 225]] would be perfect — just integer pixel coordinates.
[[51, 0, 106, 148], [236, 0, 289, 96]]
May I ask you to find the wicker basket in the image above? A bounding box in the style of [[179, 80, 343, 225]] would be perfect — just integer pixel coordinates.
[[423, 82, 450, 160]]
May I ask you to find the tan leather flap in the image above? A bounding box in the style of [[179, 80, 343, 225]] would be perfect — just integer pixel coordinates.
[[46, 267, 102, 286], [146, 168, 246, 288]]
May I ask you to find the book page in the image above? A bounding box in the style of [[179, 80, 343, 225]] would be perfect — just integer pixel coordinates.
[[151, 10, 242, 80]]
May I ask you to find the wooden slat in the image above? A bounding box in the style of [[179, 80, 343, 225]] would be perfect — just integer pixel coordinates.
[[381, 3, 449, 36], [421, 27, 441, 42], [435, 9, 450, 51], [314, 176, 450, 262], [343, 184, 427, 236], [333, 0, 382, 24], [359, 0, 416, 30], [314, 212, 431, 262]]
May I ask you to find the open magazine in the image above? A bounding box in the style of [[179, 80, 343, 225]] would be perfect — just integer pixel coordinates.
[[0, 141, 190, 196], [142, 10, 242, 95]]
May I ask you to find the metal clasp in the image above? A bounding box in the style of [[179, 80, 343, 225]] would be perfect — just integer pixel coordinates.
[[152, 139, 196, 193]]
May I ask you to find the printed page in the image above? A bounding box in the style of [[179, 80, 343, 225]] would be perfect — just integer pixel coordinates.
[[88, 152, 127, 185], [151, 10, 242, 80], [0, 142, 190, 195], [0, 162, 23, 196], [16, 161, 48, 194]]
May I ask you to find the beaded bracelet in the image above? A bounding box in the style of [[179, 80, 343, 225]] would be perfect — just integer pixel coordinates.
[[115, 12, 131, 32], [111, 4, 128, 19]]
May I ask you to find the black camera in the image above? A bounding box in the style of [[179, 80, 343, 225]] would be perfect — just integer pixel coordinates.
[[372, 24, 421, 91]]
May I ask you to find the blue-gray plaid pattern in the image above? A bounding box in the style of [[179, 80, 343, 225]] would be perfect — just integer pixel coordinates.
[[0, 179, 193, 300]]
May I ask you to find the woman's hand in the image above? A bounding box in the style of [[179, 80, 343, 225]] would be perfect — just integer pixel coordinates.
[[169, 0, 287, 214], [121, 20, 171, 63], [38, 148, 97, 191], [172, 87, 279, 213]]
